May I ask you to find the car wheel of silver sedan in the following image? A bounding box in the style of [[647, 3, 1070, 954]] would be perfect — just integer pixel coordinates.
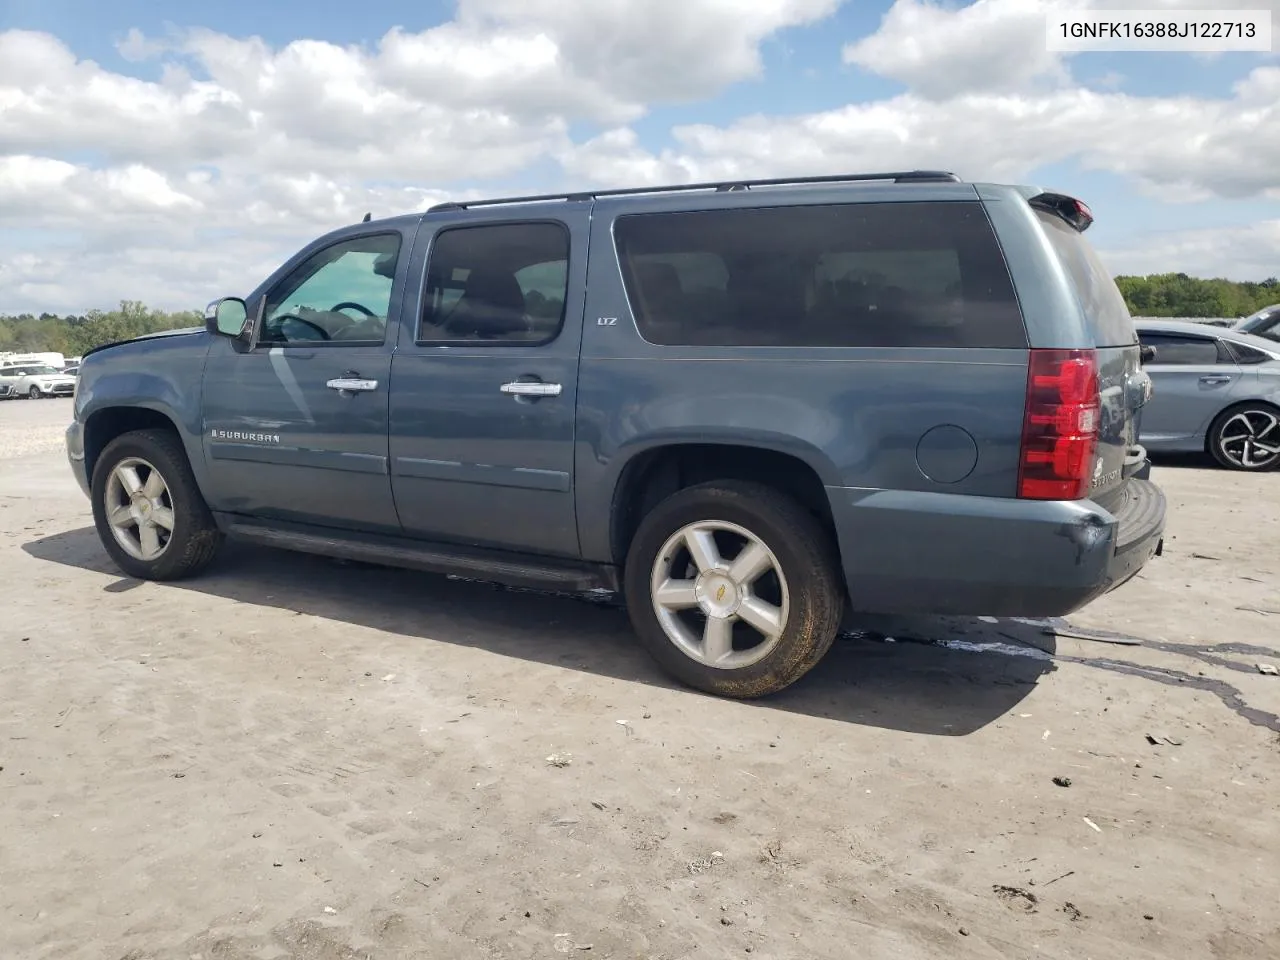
[[1208, 404, 1280, 471]]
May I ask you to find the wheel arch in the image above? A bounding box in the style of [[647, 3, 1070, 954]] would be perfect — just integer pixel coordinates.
[[84, 405, 187, 487], [1204, 398, 1280, 465], [608, 441, 840, 571], [1203, 397, 1280, 446]]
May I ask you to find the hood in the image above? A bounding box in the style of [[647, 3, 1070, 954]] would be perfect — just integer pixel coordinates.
[[81, 325, 206, 360]]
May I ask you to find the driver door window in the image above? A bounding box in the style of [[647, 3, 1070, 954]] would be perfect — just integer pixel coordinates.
[[259, 233, 402, 346]]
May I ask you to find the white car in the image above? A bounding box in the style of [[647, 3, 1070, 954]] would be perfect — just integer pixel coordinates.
[[0, 363, 77, 399]]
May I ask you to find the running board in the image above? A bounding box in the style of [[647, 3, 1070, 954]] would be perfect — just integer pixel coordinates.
[[219, 516, 620, 595]]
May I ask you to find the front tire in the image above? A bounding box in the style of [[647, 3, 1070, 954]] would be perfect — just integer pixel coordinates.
[[1207, 404, 1280, 471], [623, 481, 845, 698], [28, 386, 41, 399], [91, 429, 224, 580]]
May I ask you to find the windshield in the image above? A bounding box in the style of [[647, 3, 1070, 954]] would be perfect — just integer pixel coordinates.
[[28, 365, 60, 375], [1234, 304, 1280, 341]]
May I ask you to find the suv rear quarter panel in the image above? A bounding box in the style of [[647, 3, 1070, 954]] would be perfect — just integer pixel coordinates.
[[574, 185, 1035, 564], [974, 183, 1095, 351]]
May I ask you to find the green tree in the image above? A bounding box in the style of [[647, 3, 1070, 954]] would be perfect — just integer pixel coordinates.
[[1, 301, 202, 356], [1114, 274, 1278, 318]]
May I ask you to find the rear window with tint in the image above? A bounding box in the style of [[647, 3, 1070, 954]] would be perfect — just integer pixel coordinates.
[[614, 201, 1026, 348], [1035, 210, 1136, 348]]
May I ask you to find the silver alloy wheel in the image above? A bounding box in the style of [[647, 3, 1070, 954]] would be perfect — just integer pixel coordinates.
[[1218, 409, 1280, 469], [649, 520, 790, 670], [104, 457, 176, 562]]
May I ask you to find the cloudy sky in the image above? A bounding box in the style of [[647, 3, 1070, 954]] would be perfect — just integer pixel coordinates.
[[1, 0, 1277, 315]]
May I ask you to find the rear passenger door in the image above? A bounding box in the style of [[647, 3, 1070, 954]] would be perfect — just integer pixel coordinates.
[[1137, 331, 1243, 441], [388, 208, 588, 558]]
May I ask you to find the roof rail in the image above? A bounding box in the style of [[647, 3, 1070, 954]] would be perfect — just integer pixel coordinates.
[[425, 170, 962, 213]]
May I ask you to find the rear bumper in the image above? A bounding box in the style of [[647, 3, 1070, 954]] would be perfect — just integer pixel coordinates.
[[828, 478, 1166, 619]]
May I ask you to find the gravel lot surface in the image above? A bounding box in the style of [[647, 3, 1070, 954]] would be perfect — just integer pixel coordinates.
[[2, 397, 1278, 960], [0, 394, 74, 458]]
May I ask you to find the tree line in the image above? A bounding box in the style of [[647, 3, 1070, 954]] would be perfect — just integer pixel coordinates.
[[0, 301, 203, 358], [3, 274, 1279, 355], [1116, 273, 1278, 319]]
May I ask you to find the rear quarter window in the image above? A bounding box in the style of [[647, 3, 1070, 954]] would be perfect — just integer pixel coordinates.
[[614, 200, 1027, 348], [1035, 210, 1136, 348], [1222, 339, 1274, 364]]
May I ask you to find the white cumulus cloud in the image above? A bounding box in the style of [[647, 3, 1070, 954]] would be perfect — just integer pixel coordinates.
[[2, 0, 1279, 313]]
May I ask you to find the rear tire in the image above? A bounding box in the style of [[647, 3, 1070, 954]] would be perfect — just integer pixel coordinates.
[[623, 480, 844, 698], [91, 429, 224, 580], [1207, 403, 1280, 472]]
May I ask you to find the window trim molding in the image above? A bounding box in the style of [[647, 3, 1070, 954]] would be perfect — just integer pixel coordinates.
[[414, 218, 572, 349], [252, 230, 404, 350]]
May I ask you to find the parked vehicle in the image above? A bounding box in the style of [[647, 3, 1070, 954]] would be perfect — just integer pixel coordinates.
[[0, 381, 12, 400], [1135, 319, 1280, 471], [1232, 303, 1280, 344], [0, 363, 77, 399], [0, 350, 66, 369], [66, 170, 1165, 697]]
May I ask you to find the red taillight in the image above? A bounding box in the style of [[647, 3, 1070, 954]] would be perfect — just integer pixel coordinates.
[[1018, 348, 1100, 500]]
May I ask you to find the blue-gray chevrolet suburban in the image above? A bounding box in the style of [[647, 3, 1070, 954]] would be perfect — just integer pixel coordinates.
[[65, 170, 1166, 697]]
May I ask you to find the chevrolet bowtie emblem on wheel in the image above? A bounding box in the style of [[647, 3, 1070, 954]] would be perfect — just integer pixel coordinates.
[[716, 584, 727, 603]]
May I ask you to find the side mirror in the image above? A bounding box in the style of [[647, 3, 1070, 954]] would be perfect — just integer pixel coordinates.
[[205, 297, 251, 339]]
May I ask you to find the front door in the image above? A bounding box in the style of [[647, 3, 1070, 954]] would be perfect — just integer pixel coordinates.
[[201, 229, 409, 533], [388, 211, 587, 558]]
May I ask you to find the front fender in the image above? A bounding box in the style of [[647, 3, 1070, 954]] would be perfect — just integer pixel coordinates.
[[75, 340, 211, 490]]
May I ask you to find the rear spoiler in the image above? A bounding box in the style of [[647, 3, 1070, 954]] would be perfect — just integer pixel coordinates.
[[1028, 192, 1094, 232]]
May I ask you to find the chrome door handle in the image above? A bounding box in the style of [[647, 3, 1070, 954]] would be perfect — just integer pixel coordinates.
[[326, 377, 378, 393], [500, 381, 562, 397], [1199, 375, 1232, 385]]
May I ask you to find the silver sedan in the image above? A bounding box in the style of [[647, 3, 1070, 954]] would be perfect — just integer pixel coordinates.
[[1135, 319, 1280, 471]]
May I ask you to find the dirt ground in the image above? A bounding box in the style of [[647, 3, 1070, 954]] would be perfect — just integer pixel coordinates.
[[2, 396, 1278, 960]]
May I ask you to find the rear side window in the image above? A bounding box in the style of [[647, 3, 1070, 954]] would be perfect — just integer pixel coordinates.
[[1223, 339, 1272, 364], [1138, 332, 1227, 365], [419, 222, 569, 345], [1035, 210, 1136, 347], [614, 201, 1026, 348]]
